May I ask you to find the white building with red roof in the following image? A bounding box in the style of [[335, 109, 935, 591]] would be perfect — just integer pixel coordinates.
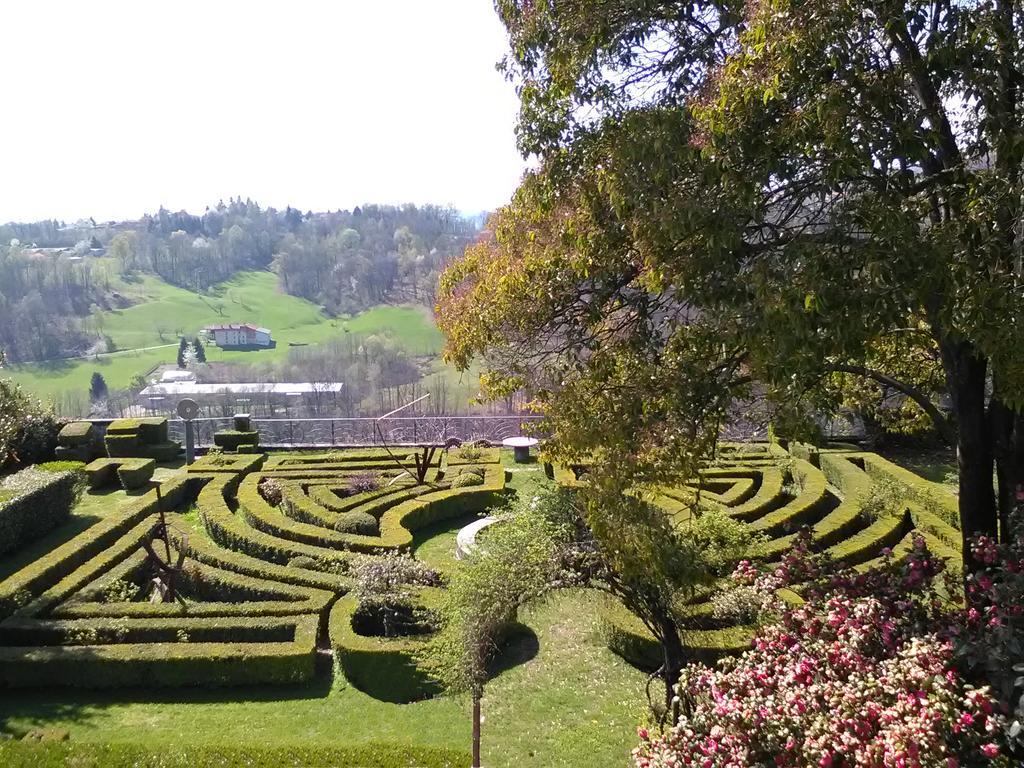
[[205, 323, 272, 349]]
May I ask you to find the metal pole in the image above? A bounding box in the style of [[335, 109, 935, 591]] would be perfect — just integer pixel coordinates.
[[185, 420, 195, 465]]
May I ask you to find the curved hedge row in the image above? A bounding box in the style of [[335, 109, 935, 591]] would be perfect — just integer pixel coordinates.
[[329, 591, 442, 703], [567, 445, 964, 670], [0, 447, 513, 692]]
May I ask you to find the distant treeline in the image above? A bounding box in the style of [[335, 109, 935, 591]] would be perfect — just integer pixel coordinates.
[[0, 200, 479, 362]]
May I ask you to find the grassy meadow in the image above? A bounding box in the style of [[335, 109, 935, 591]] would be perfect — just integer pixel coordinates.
[[5, 270, 461, 407]]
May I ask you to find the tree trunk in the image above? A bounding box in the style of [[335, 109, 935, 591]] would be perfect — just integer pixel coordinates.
[[656, 614, 685, 723], [940, 343, 997, 561], [472, 692, 481, 768], [990, 396, 1024, 542]]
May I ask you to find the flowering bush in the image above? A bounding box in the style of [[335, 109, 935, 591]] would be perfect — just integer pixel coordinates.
[[954, 507, 1024, 754], [634, 534, 1012, 767], [351, 553, 441, 638], [347, 472, 382, 494], [257, 477, 283, 506], [0, 378, 60, 469]]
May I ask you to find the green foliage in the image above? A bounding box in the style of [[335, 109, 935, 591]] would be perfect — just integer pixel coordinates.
[[442, 0, 1024, 565], [451, 472, 484, 488], [0, 616, 318, 688], [88, 372, 108, 402], [212, 430, 260, 452], [330, 592, 442, 703], [0, 377, 59, 469], [333, 511, 379, 535], [0, 468, 80, 557], [418, 496, 570, 697], [0, 476, 191, 618], [0, 742, 471, 768]]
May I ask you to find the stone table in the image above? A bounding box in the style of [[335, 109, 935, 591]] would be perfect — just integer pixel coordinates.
[[502, 436, 539, 463]]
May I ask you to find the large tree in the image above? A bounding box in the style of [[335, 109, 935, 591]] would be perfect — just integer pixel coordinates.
[[439, 0, 1024, 564]]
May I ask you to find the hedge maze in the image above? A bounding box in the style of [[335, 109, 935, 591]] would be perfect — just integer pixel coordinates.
[[554, 442, 965, 671], [0, 445, 506, 696], [0, 435, 961, 699]]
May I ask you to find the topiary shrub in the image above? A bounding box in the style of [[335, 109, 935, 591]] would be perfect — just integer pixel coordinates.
[[287, 556, 318, 571], [116, 459, 156, 490], [213, 430, 260, 452], [57, 422, 94, 448], [334, 512, 379, 536], [0, 468, 81, 556], [451, 472, 484, 488]]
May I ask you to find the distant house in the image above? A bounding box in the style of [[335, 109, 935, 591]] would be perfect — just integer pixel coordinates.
[[206, 324, 273, 349]]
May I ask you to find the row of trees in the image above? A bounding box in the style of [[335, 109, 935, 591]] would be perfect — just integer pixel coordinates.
[[0, 248, 111, 362], [107, 200, 476, 313]]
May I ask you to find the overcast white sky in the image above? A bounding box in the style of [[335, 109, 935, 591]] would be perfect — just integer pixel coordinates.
[[0, 1, 525, 223]]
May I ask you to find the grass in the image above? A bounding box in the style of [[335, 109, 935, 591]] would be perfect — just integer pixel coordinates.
[[0, 591, 644, 767], [878, 446, 958, 488], [5, 270, 459, 402]]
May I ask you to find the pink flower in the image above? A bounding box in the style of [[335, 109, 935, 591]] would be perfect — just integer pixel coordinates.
[[980, 743, 1000, 758]]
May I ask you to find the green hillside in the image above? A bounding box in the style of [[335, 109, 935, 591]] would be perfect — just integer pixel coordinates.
[[5, 271, 449, 402]]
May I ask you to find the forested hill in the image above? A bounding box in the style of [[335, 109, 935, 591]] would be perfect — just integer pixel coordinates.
[[0, 201, 478, 363]]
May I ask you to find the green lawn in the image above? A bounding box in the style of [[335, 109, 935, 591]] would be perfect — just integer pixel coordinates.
[[877, 446, 959, 488], [0, 590, 644, 767], [5, 271, 456, 402], [0, 454, 646, 767]]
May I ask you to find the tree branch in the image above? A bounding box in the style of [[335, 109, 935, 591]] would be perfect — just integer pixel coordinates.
[[826, 362, 955, 445]]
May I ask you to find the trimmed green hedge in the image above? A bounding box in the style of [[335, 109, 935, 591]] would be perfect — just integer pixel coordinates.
[[329, 591, 441, 702], [599, 599, 755, 671], [117, 459, 156, 490], [243, 466, 506, 555], [85, 458, 155, 490], [0, 614, 318, 688], [0, 475, 191, 619], [104, 418, 179, 462], [0, 742, 471, 768], [50, 546, 334, 620], [195, 475, 353, 570], [0, 469, 80, 557], [857, 452, 960, 529], [747, 459, 831, 537], [188, 453, 265, 475], [167, 506, 350, 594], [444, 446, 501, 466], [55, 421, 101, 464], [107, 418, 168, 444], [265, 448, 444, 467], [58, 420, 94, 446], [213, 430, 260, 451], [723, 466, 786, 521]]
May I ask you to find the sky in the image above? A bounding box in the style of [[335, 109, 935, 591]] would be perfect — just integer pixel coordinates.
[[0, 1, 526, 223]]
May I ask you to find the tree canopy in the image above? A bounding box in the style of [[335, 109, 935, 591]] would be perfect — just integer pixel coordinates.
[[439, 0, 1024, 557]]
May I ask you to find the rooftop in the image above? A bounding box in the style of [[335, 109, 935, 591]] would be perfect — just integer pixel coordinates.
[[139, 381, 343, 397], [206, 324, 272, 334]]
